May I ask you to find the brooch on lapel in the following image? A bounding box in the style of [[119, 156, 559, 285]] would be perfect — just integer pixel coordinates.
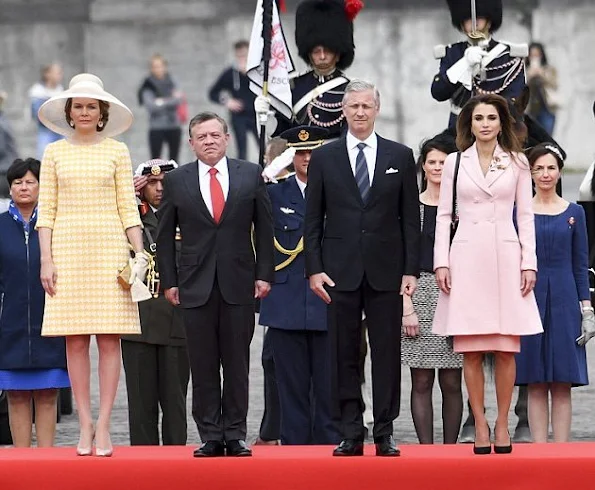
[[488, 156, 509, 172], [385, 167, 399, 174], [280, 207, 295, 214]]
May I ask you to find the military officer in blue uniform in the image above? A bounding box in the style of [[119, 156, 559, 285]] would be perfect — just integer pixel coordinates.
[[255, 0, 363, 142], [431, 0, 527, 129], [260, 126, 340, 445]]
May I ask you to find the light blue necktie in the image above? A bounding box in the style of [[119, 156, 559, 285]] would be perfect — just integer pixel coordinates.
[[355, 142, 370, 202]]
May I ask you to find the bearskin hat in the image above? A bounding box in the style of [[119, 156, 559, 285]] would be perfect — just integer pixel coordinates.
[[446, 0, 502, 32], [295, 0, 363, 70]]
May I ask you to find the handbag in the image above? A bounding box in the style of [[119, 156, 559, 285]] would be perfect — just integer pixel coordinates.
[[177, 95, 189, 124], [544, 86, 563, 111], [118, 261, 133, 290], [449, 152, 461, 245]]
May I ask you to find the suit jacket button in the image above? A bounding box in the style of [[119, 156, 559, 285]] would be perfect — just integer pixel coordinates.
[[284, 225, 288, 230], [361, 229, 366, 234]]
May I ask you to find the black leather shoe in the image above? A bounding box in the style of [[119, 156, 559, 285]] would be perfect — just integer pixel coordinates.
[[374, 435, 400, 457], [193, 441, 225, 457], [226, 439, 252, 457], [333, 439, 364, 456], [494, 430, 513, 454]]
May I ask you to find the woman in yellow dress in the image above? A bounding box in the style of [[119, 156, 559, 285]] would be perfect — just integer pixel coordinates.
[[36, 74, 148, 456]]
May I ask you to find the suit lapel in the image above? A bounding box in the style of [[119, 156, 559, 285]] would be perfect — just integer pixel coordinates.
[[462, 144, 493, 196], [182, 161, 215, 222], [484, 145, 511, 189], [218, 158, 242, 224], [335, 137, 364, 206], [366, 136, 390, 206]]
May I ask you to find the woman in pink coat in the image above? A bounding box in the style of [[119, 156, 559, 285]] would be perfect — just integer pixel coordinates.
[[433, 94, 542, 455]]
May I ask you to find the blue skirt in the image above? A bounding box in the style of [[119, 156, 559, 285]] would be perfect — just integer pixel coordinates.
[[0, 368, 70, 390]]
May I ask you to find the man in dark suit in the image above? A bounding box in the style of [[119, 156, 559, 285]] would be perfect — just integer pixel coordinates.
[[304, 80, 420, 457], [122, 158, 190, 446], [259, 126, 341, 446], [157, 111, 274, 457]]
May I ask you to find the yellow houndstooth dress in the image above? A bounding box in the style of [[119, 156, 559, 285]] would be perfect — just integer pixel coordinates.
[[37, 138, 142, 336]]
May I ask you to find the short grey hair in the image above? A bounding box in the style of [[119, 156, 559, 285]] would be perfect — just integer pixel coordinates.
[[188, 111, 229, 137], [342, 79, 380, 108]]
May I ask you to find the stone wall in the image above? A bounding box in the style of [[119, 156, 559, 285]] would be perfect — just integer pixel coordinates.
[[0, 0, 594, 168]]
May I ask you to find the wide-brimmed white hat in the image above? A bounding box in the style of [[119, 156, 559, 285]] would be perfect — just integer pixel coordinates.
[[38, 73, 133, 138]]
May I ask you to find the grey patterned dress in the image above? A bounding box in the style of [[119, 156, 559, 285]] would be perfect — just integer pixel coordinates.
[[401, 203, 463, 369]]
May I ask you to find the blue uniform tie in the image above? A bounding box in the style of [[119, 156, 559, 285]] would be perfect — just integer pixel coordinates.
[[355, 142, 370, 202]]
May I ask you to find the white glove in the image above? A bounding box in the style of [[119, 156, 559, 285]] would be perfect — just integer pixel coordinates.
[[130, 278, 152, 302], [262, 147, 296, 183], [254, 95, 271, 114], [464, 46, 488, 67], [577, 307, 595, 346], [128, 251, 150, 285]]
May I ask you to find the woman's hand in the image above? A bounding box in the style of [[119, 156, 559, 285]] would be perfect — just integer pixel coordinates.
[[520, 269, 536, 297], [40, 259, 58, 297], [402, 312, 420, 337], [435, 267, 451, 294]]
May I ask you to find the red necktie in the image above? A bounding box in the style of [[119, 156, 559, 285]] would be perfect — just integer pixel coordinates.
[[208, 167, 225, 223]]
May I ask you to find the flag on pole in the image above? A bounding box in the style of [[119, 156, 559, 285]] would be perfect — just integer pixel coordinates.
[[247, 0, 295, 120]]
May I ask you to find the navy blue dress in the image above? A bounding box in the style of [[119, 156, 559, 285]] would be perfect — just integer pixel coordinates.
[[516, 203, 590, 386]]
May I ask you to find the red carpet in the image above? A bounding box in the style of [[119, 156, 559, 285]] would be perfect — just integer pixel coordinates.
[[2, 443, 595, 489]]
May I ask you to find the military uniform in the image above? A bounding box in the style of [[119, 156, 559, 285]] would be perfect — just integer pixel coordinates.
[[432, 0, 527, 129], [270, 0, 362, 142], [432, 38, 526, 129], [259, 126, 340, 445], [273, 70, 349, 141], [121, 162, 190, 446]]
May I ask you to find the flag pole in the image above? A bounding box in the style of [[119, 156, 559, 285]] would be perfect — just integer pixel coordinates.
[[258, 0, 274, 168]]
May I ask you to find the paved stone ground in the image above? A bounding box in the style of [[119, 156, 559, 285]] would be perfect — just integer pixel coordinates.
[[8, 173, 595, 448]]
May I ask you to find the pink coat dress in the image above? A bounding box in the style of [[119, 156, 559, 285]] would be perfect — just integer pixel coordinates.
[[432, 143, 543, 338]]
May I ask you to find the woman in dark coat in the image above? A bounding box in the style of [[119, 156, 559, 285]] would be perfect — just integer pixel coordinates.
[[0, 158, 69, 447]]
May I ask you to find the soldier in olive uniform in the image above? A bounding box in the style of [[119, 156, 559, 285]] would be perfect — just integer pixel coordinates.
[[121, 159, 190, 445]]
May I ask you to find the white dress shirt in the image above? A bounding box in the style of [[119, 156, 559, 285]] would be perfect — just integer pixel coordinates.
[[198, 157, 230, 217], [295, 175, 307, 198], [346, 131, 378, 184]]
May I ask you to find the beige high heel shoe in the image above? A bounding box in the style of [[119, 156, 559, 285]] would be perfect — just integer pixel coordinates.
[[95, 432, 113, 457], [76, 428, 95, 456]]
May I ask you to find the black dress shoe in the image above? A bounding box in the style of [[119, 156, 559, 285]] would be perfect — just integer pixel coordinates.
[[193, 441, 225, 457], [333, 439, 364, 456], [374, 435, 400, 457], [226, 439, 252, 457]]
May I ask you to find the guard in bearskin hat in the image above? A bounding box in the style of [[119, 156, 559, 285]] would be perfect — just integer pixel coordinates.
[[432, 0, 527, 129], [255, 0, 364, 141]]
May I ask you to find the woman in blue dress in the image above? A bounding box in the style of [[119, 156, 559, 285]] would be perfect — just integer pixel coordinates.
[[515, 143, 594, 443], [0, 158, 69, 447]]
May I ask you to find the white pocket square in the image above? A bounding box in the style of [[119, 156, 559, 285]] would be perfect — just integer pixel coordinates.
[[280, 207, 295, 214], [385, 167, 399, 174]]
